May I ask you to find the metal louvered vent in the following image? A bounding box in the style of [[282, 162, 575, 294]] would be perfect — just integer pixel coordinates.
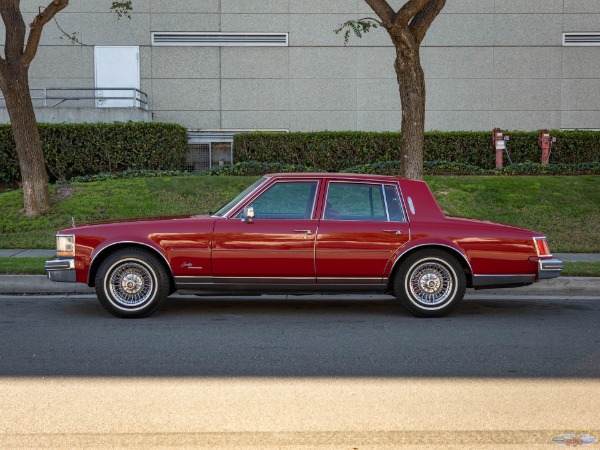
[[563, 33, 600, 46], [152, 32, 288, 47]]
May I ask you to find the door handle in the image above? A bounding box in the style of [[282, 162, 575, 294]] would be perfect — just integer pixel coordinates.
[[383, 230, 402, 235], [293, 230, 313, 239]]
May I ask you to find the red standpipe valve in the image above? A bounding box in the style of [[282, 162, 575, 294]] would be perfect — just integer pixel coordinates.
[[538, 129, 552, 166]]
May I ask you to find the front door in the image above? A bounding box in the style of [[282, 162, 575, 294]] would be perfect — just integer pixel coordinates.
[[212, 180, 320, 282], [316, 181, 410, 282]]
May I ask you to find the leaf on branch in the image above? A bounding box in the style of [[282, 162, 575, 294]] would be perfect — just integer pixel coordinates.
[[334, 18, 379, 45], [111, 1, 133, 20]]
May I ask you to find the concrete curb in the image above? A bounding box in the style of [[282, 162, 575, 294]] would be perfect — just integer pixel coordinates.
[[0, 275, 598, 296]]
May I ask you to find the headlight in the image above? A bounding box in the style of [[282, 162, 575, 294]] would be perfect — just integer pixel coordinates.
[[56, 234, 75, 257]]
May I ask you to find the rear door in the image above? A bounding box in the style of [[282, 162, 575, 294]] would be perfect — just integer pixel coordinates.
[[316, 181, 409, 281]]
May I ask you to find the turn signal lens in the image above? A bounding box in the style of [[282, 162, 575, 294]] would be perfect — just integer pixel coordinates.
[[56, 234, 75, 257], [534, 237, 551, 256]]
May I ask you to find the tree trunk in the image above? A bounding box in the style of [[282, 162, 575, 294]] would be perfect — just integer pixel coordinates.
[[394, 45, 425, 181], [1, 65, 50, 217]]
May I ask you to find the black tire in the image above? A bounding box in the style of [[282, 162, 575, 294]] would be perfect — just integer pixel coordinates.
[[394, 250, 466, 317], [95, 248, 170, 318]]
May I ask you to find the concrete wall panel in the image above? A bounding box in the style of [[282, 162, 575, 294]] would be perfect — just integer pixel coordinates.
[[494, 14, 563, 46], [153, 79, 220, 111], [290, 111, 357, 131], [561, 111, 600, 130], [290, 79, 356, 111], [492, 111, 561, 131], [222, 111, 290, 130], [562, 14, 600, 32], [222, 0, 288, 14], [493, 47, 562, 79], [150, 1, 219, 14], [357, 111, 401, 132], [152, 47, 220, 79], [29, 46, 93, 79], [289, 47, 357, 79], [563, 0, 600, 14], [150, 14, 220, 32], [291, 0, 357, 14], [223, 48, 289, 79], [357, 80, 399, 111], [426, 111, 493, 131], [562, 48, 600, 79], [80, 13, 150, 46], [222, 79, 289, 111], [222, 14, 289, 33], [442, 0, 494, 14], [562, 79, 600, 110], [495, 0, 563, 13], [355, 47, 397, 79], [426, 47, 494, 79], [426, 14, 495, 46], [426, 79, 491, 111], [152, 110, 220, 129], [493, 79, 560, 111]]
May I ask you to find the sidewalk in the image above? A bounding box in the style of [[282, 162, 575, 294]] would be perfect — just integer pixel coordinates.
[[0, 250, 598, 296]]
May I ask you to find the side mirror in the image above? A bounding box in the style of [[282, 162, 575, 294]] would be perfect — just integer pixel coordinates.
[[242, 206, 254, 222]]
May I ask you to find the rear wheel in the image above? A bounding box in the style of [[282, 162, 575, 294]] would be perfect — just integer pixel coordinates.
[[394, 250, 466, 317], [95, 248, 170, 318]]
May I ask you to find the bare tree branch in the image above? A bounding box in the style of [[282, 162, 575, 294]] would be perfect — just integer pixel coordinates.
[[364, 0, 395, 26], [394, 0, 429, 28], [23, 0, 70, 66], [409, 0, 446, 44]]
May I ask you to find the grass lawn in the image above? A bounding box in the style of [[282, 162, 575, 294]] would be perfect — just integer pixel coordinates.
[[0, 175, 598, 252], [0, 258, 597, 277]]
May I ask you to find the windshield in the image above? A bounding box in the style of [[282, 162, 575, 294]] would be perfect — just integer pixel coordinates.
[[212, 177, 268, 217]]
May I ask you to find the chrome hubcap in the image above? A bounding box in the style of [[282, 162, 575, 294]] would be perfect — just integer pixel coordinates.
[[409, 261, 454, 306], [108, 261, 154, 308]]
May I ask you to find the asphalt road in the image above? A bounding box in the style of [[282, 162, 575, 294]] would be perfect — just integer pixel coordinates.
[[1, 293, 600, 448], [1, 293, 599, 377]]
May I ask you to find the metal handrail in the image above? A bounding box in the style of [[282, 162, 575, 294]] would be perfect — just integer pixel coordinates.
[[0, 87, 148, 109]]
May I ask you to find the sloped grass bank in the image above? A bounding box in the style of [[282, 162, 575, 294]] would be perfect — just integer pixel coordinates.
[[0, 175, 598, 253]]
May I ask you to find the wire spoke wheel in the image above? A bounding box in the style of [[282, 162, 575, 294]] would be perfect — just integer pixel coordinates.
[[394, 250, 466, 317], [95, 249, 170, 318], [408, 261, 454, 306], [108, 261, 155, 308]]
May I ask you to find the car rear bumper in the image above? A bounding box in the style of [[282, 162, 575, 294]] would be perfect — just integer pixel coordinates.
[[538, 257, 563, 280], [45, 258, 76, 283]]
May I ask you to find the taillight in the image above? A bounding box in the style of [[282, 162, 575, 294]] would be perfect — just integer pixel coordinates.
[[533, 237, 551, 256]]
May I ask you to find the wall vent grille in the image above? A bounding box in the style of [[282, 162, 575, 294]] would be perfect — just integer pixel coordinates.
[[563, 33, 600, 46], [152, 32, 288, 47]]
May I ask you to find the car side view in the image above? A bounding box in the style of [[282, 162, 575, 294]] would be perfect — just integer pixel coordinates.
[[45, 173, 563, 318]]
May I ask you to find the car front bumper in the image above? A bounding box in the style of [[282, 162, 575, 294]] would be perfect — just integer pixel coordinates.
[[538, 257, 563, 280], [45, 258, 76, 283]]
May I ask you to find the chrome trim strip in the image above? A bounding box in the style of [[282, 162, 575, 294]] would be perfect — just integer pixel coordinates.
[[45, 258, 75, 271], [538, 258, 563, 280], [381, 184, 390, 222]]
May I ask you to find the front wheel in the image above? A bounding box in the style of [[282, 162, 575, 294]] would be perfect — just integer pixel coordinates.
[[95, 248, 170, 318], [394, 250, 466, 317]]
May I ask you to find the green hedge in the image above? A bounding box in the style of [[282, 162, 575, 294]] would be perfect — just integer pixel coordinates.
[[0, 122, 188, 183], [234, 131, 600, 172]]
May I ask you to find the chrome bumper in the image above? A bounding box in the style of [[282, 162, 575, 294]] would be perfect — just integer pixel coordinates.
[[538, 258, 563, 280], [45, 258, 76, 283]]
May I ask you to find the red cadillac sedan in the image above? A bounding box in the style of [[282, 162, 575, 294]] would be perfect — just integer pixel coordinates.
[[45, 173, 562, 318]]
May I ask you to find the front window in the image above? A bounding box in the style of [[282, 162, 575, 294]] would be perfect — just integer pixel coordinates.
[[213, 177, 267, 217], [239, 181, 318, 220]]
